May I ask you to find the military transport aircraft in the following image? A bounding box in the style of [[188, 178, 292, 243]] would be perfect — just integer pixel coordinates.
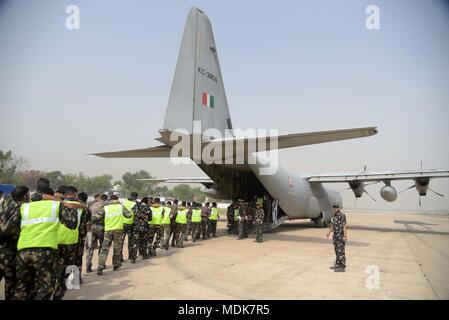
[[93, 8, 449, 230]]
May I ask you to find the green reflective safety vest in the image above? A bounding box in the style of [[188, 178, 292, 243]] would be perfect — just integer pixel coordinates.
[[175, 208, 188, 224], [191, 208, 202, 223], [162, 207, 171, 224], [149, 206, 163, 225], [18, 200, 61, 250], [210, 207, 218, 221], [234, 208, 239, 221], [122, 199, 136, 225], [104, 203, 124, 231], [57, 200, 83, 245], [256, 197, 264, 205]]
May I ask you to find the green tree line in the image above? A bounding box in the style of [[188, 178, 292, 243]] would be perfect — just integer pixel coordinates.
[[0, 150, 205, 202]]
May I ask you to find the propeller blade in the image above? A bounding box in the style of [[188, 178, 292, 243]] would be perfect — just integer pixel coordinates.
[[339, 187, 352, 192], [399, 185, 414, 194], [365, 181, 381, 187], [419, 196, 422, 207], [364, 190, 377, 202], [428, 188, 445, 197]]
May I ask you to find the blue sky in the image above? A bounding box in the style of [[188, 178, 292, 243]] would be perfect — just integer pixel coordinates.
[[0, 0, 448, 210]]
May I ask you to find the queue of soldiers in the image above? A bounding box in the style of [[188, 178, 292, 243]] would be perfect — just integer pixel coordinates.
[[0, 177, 266, 300]]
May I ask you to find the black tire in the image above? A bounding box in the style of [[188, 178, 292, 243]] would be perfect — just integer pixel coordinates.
[[313, 213, 326, 228]]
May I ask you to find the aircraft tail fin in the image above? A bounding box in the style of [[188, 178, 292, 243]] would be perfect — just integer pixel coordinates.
[[162, 8, 233, 136]]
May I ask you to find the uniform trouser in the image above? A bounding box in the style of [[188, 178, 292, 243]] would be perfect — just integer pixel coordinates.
[[0, 248, 17, 300], [14, 248, 57, 300], [186, 220, 192, 239], [98, 230, 124, 270], [75, 241, 84, 276], [191, 222, 201, 241], [333, 240, 346, 268], [131, 227, 149, 259], [161, 224, 171, 249], [227, 219, 233, 233], [120, 224, 134, 260], [208, 220, 217, 237], [148, 225, 162, 255], [233, 221, 239, 234], [53, 244, 77, 300], [85, 227, 104, 270], [174, 223, 187, 248], [170, 221, 176, 246], [255, 223, 263, 241], [200, 218, 208, 239], [238, 220, 248, 238]]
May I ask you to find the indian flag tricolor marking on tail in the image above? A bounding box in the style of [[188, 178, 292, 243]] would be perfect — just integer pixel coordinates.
[[202, 92, 214, 108]]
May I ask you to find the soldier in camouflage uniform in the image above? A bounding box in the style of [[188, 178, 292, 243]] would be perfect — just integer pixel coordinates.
[[147, 198, 164, 256], [75, 192, 90, 282], [12, 184, 79, 300], [120, 192, 140, 262], [237, 202, 249, 240], [129, 197, 151, 261], [96, 195, 131, 275], [226, 202, 235, 234], [169, 199, 178, 247], [85, 194, 106, 273], [254, 199, 265, 243], [185, 202, 192, 241], [200, 202, 210, 240], [0, 186, 29, 299], [327, 204, 347, 272], [53, 186, 88, 300]]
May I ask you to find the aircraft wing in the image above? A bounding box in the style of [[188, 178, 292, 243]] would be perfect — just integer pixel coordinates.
[[306, 169, 449, 183], [91, 145, 172, 158]]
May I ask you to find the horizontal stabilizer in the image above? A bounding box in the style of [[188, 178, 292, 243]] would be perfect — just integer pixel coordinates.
[[91, 145, 171, 158]]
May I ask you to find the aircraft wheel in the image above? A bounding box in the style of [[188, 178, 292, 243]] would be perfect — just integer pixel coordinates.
[[313, 213, 326, 228]]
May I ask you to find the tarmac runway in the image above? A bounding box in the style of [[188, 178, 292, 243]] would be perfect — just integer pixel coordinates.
[[2, 211, 449, 300]]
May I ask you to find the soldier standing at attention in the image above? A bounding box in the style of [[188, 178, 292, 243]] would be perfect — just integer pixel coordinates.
[[85, 194, 106, 273], [160, 201, 172, 250], [200, 202, 210, 240], [121, 192, 139, 261], [14, 187, 78, 299], [147, 197, 164, 256], [0, 186, 29, 300], [326, 204, 347, 272], [253, 198, 265, 243], [96, 195, 131, 275]]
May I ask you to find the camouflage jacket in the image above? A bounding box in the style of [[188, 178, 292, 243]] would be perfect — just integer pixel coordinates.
[[331, 211, 346, 240], [65, 197, 90, 245], [201, 206, 210, 219], [170, 203, 178, 222], [254, 207, 265, 225], [0, 197, 22, 249], [134, 202, 151, 230], [89, 199, 105, 228]]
